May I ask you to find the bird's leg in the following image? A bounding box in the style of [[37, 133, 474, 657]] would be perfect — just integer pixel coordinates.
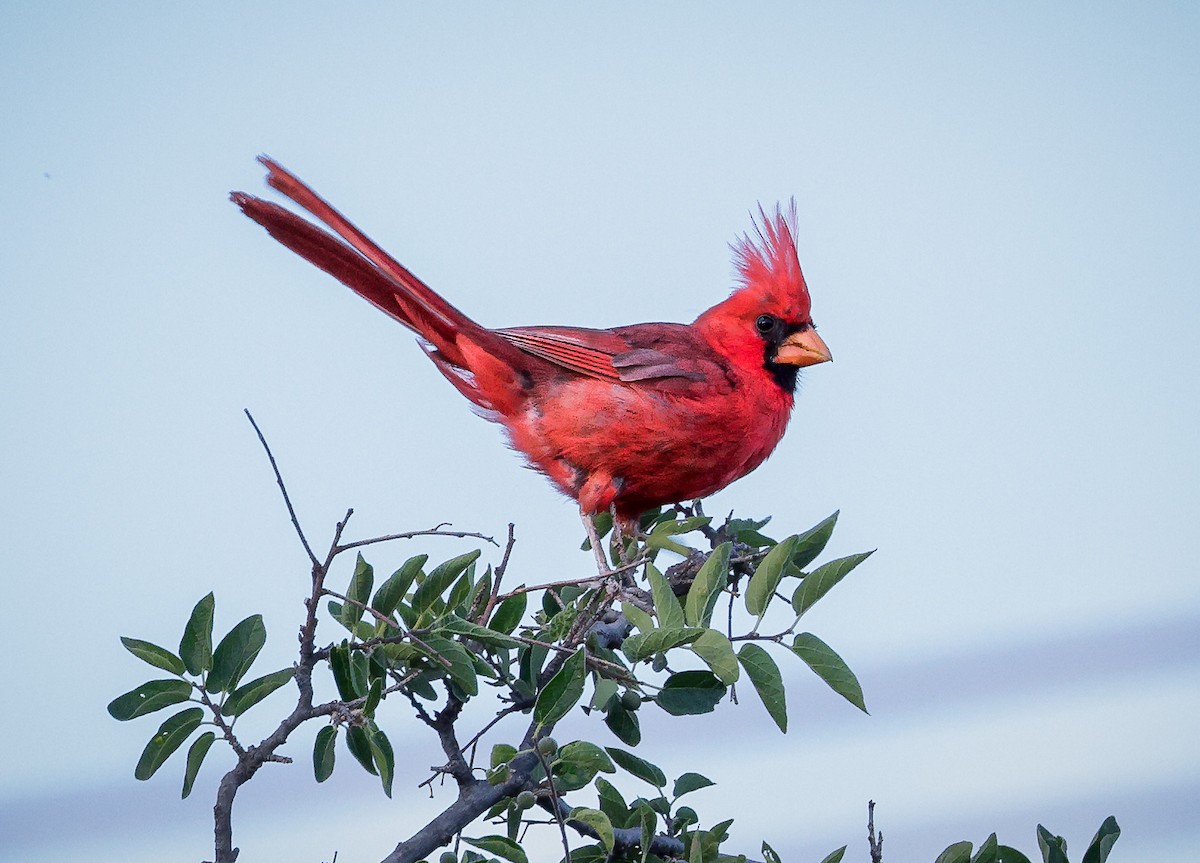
[[581, 510, 611, 574]]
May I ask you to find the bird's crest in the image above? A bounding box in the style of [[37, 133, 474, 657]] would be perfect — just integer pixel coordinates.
[[731, 201, 811, 317]]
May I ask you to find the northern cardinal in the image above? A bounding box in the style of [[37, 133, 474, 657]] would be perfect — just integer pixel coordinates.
[[232, 157, 831, 540]]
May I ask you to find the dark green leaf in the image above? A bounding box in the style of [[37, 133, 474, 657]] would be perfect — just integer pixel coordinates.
[[791, 633, 867, 713], [553, 740, 616, 792], [412, 550, 481, 614], [972, 834, 999, 863], [349, 649, 370, 696], [745, 535, 797, 618], [622, 627, 706, 663], [684, 543, 731, 627], [819, 846, 848, 863], [762, 841, 782, 863], [569, 808, 615, 852], [996, 846, 1034, 863], [790, 511, 839, 569], [595, 776, 630, 827], [1081, 817, 1120, 863], [367, 722, 394, 797], [120, 637, 185, 676], [419, 636, 478, 697], [179, 593, 214, 676], [464, 834, 530, 863], [445, 570, 475, 616], [605, 747, 666, 788], [330, 643, 361, 701], [207, 614, 266, 694], [222, 667, 294, 716], [363, 676, 383, 717], [490, 592, 528, 633], [688, 629, 740, 684], [371, 554, 427, 617], [1036, 826, 1069, 863], [346, 724, 377, 775], [339, 553, 375, 629], [589, 677, 619, 711], [534, 648, 586, 728], [790, 551, 874, 618], [655, 670, 726, 716], [181, 731, 215, 799], [134, 707, 203, 780], [647, 564, 685, 629], [672, 772, 714, 799], [738, 643, 787, 732], [107, 679, 192, 721], [604, 702, 641, 745], [313, 725, 337, 782], [436, 615, 521, 648], [935, 843, 973, 863]]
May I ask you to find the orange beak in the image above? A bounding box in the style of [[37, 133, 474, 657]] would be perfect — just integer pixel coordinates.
[[773, 328, 832, 367]]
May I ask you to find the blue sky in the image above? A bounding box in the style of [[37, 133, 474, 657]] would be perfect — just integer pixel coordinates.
[[2, 4, 1197, 861]]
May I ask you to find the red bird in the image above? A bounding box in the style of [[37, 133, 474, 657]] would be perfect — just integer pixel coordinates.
[[232, 157, 831, 540]]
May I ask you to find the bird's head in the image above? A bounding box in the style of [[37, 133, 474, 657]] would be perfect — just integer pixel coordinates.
[[695, 202, 832, 394]]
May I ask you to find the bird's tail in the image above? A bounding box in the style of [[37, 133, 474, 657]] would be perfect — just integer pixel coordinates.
[[231, 156, 483, 369]]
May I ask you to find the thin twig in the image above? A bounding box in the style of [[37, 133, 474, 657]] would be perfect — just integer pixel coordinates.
[[535, 744, 572, 863], [337, 527, 497, 554], [245, 409, 318, 568]]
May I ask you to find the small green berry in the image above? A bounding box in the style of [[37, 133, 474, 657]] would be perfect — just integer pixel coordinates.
[[621, 690, 642, 711], [516, 790, 537, 809], [536, 736, 558, 756], [439, 853, 457, 863]]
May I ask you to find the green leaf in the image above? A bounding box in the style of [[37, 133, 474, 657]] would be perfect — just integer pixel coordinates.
[[464, 834, 530, 863], [790, 551, 874, 618], [819, 846, 848, 863], [622, 601, 656, 635], [222, 667, 294, 716], [553, 740, 616, 791], [329, 643, 361, 701], [412, 550, 481, 614], [688, 629, 740, 684], [313, 725, 337, 782], [745, 535, 797, 619], [107, 679, 192, 721], [490, 592, 527, 633], [569, 808, 615, 853], [791, 511, 839, 569], [1036, 826, 1069, 863], [595, 776, 630, 827], [179, 593, 215, 676], [363, 676, 383, 717], [972, 834, 999, 863], [622, 627, 706, 663], [590, 676, 619, 711], [180, 731, 215, 799], [635, 800, 656, 863], [445, 570, 475, 616], [604, 702, 641, 746], [935, 843, 974, 863], [120, 637, 186, 676], [672, 772, 714, 799], [207, 614, 267, 694], [534, 648, 587, 728], [134, 707, 203, 780], [996, 847, 1034, 863], [339, 553, 375, 629], [737, 643, 787, 732], [791, 633, 867, 713], [684, 543, 731, 627], [419, 636, 479, 697], [436, 615, 521, 648], [655, 671, 726, 716], [371, 554, 427, 617], [367, 723, 395, 797], [647, 564, 685, 629], [605, 747, 666, 788], [1081, 817, 1120, 863], [346, 724, 377, 775], [762, 841, 782, 863]]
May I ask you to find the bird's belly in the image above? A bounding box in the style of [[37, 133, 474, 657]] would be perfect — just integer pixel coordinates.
[[505, 381, 792, 516]]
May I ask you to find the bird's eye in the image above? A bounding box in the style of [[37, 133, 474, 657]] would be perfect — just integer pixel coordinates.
[[755, 314, 776, 335]]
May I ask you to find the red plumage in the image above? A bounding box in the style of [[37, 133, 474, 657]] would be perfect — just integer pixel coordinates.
[[232, 157, 831, 525]]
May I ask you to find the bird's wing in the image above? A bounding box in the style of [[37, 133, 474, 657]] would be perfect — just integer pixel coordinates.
[[496, 324, 723, 387]]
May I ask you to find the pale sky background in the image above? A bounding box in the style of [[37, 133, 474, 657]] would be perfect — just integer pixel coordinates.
[[2, 4, 1198, 862]]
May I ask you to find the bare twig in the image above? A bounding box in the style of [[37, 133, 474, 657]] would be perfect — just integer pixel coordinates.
[[245, 409, 319, 568], [337, 527, 497, 554], [868, 800, 884, 863]]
